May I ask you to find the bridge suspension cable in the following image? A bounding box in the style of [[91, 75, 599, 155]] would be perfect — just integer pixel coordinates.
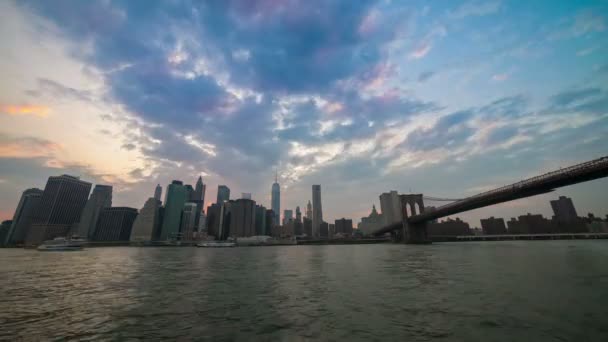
[[423, 196, 463, 202]]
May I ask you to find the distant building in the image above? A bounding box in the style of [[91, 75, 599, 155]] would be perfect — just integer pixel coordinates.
[[160, 180, 187, 240], [335, 218, 353, 236], [312, 185, 323, 238], [550, 196, 578, 223], [428, 217, 471, 236], [242, 193, 252, 200], [271, 173, 280, 226], [480, 217, 507, 235], [26, 175, 92, 246], [4, 188, 43, 246], [217, 185, 230, 204], [180, 203, 198, 240], [283, 209, 293, 226], [93, 207, 138, 241], [154, 184, 162, 202], [508, 213, 557, 234], [76, 184, 112, 239], [265, 209, 275, 236], [206, 203, 223, 239], [229, 199, 256, 237], [0, 220, 13, 247], [193, 176, 206, 231], [319, 221, 329, 238], [379, 191, 402, 225], [306, 200, 312, 220], [295, 206, 302, 223], [255, 205, 267, 235], [329, 223, 335, 238], [358, 205, 384, 236], [303, 217, 312, 237], [130, 198, 162, 242]]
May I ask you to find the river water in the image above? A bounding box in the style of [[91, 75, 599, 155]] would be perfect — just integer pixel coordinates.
[[1, 241, 607, 341]]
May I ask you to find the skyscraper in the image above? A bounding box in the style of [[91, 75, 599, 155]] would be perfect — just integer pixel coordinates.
[[4, 188, 43, 246], [306, 200, 312, 220], [312, 185, 323, 238], [193, 176, 206, 230], [92, 207, 138, 241], [379, 191, 403, 225], [550, 196, 578, 222], [76, 184, 112, 239], [295, 206, 302, 223], [255, 205, 267, 235], [229, 199, 256, 237], [283, 209, 293, 225], [242, 193, 252, 200], [26, 175, 92, 245], [217, 185, 230, 204], [271, 173, 280, 226], [160, 180, 187, 240], [180, 202, 197, 240], [130, 197, 162, 242], [335, 218, 353, 236], [154, 184, 162, 202]]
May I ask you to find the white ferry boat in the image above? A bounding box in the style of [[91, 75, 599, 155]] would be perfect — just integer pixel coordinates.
[[37, 237, 84, 251], [196, 241, 236, 248]]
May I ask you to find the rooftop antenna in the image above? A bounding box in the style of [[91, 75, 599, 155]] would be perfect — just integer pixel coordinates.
[[275, 169, 278, 183]]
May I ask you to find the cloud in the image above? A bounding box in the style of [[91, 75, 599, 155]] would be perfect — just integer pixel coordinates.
[[1, 105, 50, 118], [0, 134, 61, 158], [418, 71, 435, 82], [491, 73, 509, 81], [449, 1, 501, 19], [409, 42, 432, 59]]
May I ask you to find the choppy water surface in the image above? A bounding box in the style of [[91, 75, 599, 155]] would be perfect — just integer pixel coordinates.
[[1, 241, 608, 341]]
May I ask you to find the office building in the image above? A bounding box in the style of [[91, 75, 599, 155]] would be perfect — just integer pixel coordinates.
[[312, 185, 323, 238], [154, 184, 162, 202], [242, 193, 252, 200], [428, 218, 471, 236], [229, 199, 256, 237], [320, 221, 329, 238], [283, 209, 293, 225], [358, 205, 384, 236], [0, 220, 13, 247], [335, 218, 353, 236], [217, 185, 230, 204], [93, 207, 138, 241], [550, 196, 578, 223], [26, 175, 92, 245], [379, 191, 402, 225], [306, 200, 312, 219], [480, 217, 507, 235], [4, 188, 43, 246], [303, 217, 312, 237], [180, 202, 197, 240], [295, 206, 302, 222], [255, 205, 267, 235], [130, 198, 162, 242], [271, 173, 280, 226], [193, 176, 206, 231], [160, 180, 187, 240], [76, 184, 112, 239], [265, 209, 275, 237], [206, 203, 222, 238]]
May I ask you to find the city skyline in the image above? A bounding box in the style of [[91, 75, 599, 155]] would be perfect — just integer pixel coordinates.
[[0, 0, 607, 226]]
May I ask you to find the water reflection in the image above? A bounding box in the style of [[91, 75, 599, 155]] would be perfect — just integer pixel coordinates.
[[1, 242, 608, 340]]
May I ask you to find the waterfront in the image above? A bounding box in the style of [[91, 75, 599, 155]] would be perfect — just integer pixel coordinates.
[[1, 242, 608, 341]]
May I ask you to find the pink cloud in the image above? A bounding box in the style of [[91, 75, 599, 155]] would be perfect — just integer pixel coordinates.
[[408, 42, 431, 59]]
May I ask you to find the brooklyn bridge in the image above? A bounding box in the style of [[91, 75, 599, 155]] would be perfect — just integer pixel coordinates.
[[372, 156, 608, 243]]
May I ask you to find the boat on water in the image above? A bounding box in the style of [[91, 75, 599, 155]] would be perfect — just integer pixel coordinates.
[[37, 237, 85, 251], [196, 241, 236, 248]]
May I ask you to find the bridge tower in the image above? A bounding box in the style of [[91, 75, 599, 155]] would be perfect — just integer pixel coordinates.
[[399, 194, 430, 244]]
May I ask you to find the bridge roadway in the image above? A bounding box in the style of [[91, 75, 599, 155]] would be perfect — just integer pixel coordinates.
[[373, 156, 608, 237]]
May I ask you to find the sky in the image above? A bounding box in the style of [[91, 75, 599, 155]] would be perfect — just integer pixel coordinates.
[[1, 0, 607, 227]]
